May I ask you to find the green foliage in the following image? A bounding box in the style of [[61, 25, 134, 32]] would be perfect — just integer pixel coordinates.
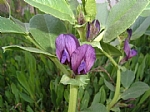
[[24, 0, 75, 24]]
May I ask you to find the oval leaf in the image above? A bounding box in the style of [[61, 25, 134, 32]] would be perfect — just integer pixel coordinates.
[[121, 70, 135, 89], [121, 81, 149, 100]]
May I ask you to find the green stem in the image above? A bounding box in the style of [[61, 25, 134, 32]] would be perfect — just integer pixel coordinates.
[[68, 85, 78, 112], [107, 67, 121, 111], [77, 27, 86, 42], [102, 50, 118, 67], [4, 0, 11, 18], [24, 35, 44, 50]]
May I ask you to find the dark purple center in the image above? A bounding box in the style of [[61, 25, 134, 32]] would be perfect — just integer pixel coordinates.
[[61, 48, 70, 64], [77, 60, 86, 74]]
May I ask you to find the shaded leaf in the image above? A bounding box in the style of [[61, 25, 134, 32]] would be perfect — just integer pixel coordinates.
[[29, 14, 67, 54], [81, 103, 107, 112], [131, 16, 150, 40], [121, 70, 135, 89], [121, 81, 149, 100], [101, 41, 122, 56]]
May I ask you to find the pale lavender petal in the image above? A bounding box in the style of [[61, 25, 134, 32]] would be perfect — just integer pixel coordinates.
[[65, 34, 80, 56], [124, 39, 130, 56], [84, 45, 96, 72], [55, 34, 65, 61], [71, 45, 87, 74], [86, 20, 100, 40], [93, 20, 100, 32], [61, 48, 70, 64]]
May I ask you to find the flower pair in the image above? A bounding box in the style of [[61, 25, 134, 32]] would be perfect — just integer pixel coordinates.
[[55, 34, 96, 75]]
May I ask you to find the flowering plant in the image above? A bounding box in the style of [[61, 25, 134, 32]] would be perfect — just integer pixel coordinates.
[[1, 0, 150, 112]]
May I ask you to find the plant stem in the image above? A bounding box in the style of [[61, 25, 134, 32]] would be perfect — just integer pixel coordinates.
[[77, 26, 86, 42], [102, 50, 118, 67], [68, 85, 78, 112], [4, 0, 11, 18], [107, 67, 121, 111]]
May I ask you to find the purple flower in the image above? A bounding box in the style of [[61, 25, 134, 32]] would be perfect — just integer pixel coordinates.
[[71, 44, 96, 75], [86, 20, 100, 41], [55, 34, 80, 64], [123, 29, 137, 61]]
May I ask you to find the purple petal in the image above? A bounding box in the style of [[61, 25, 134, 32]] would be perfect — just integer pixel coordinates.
[[84, 45, 96, 72], [93, 20, 100, 32], [71, 44, 96, 75], [128, 49, 137, 59], [65, 34, 80, 56], [124, 39, 130, 56], [86, 22, 90, 38], [55, 34, 65, 61], [78, 60, 86, 74], [86, 20, 100, 40], [61, 48, 70, 64], [55, 34, 80, 64], [71, 45, 87, 74]]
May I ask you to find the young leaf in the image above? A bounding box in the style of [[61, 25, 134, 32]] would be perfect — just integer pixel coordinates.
[[24, 0, 75, 24], [85, 0, 96, 21]]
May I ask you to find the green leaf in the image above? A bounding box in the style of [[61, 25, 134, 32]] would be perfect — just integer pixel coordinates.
[[121, 70, 135, 89], [100, 41, 122, 56], [66, 0, 79, 14], [81, 103, 107, 112], [2, 45, 55, 57], [81, 90, 90, 110], [121, 81, 150, 100], [140, 3, 150, 17], [29, 14, 67, 54], [26, 105, 34, 112], [19, 93, 34, 103], [24, 0, 75, 24], [17, 71, 33, 98], [85, 0, 96, 21], [60, 74, 89, 87], [104, 79, 115, 91], [139, 89, 150, 105], [96, 3, 109, 29], [102, 0, 149, 42], [0, 16, 25, 34], [131, 16, 150, 40]]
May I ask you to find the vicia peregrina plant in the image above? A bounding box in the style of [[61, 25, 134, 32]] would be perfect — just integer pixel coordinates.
[[1, 0, 150, 112]]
